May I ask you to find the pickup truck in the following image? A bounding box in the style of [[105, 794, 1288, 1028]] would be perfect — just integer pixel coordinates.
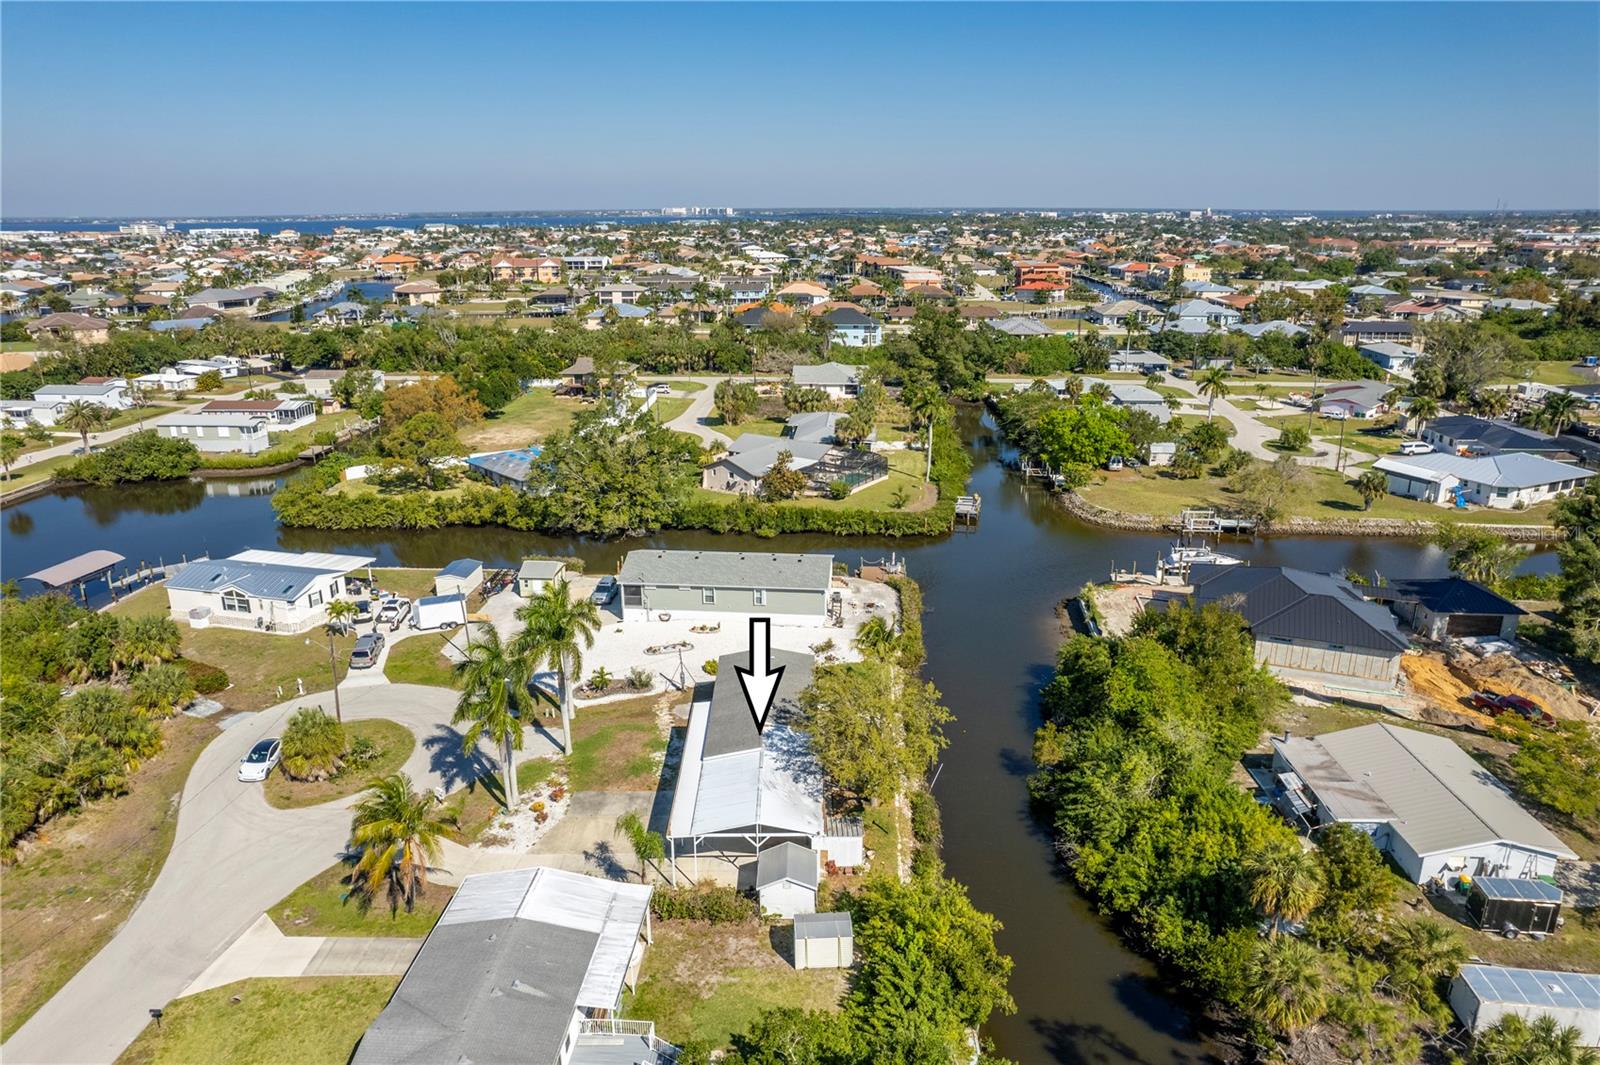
[[1467, 691, 1555, 727]]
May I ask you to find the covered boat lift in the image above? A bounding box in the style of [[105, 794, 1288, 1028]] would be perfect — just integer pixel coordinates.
[[21, 550, 126, 600]]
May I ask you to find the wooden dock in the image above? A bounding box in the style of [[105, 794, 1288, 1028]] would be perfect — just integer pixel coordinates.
[[1180, 508, 1256, 534], [954, 494, 982, 526]]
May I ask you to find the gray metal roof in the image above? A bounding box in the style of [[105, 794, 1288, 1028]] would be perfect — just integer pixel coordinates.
[[352, 917, 594, 1064], [756, 842, 819, 890], [720, 437, 833, 478], [706, 647, 814, 758], [1189, 564, 1410, 654], [1458, 964, 1600, 1010], [618, 550, 833, 594], [1279, 723, 1578, 859], [1374, 451, 1594, 489], [165, 558, 337, 602], [793, 911, 853, 940], [436, 559, 482, 579], [24, 549, 125, 588], [1472, 877, 1563, 903], [792, 361, 861, 387], [517, 559, 567, 579]]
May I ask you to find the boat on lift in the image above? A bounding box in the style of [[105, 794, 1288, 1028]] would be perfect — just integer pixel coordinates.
[[1164, 542, 1244, 568]]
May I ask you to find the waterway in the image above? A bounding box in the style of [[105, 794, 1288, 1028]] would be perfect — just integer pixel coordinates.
[[0, 406, 1557, 1063], [258, 280, 395, 322]]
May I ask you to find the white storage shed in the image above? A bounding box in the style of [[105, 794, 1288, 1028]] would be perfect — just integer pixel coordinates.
[[434, 559, 483, 599], [755, 842, 819, 918], [517, 558, 567, 598], [1449, 965, 1600, 1046], [793, 911, 853, 971]]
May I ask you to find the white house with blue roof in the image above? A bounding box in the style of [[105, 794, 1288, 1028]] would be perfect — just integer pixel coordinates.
[[163, 549, 375, 633]]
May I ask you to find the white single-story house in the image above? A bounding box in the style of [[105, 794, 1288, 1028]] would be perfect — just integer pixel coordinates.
[[154, 412, 273, 454], [135, 367, 200, 392], [1372, 452, 1593, 509], [34, 380, 130, 410], [1147, 441, 1177, 466], [1319, 381, 1392, 419], [1449, 965, 1600, 1046], [666, 648, 864, 883], [199, 398, 316, 430], [300, 368, 386, 399], [1359, 341, 1423, 376], [175, 356, 244, 380], [616, 550, 833, 626], [791, 361, 862, 399], [1270, 723, 1578, 884], [755, 842, 820, 918], [434, 558, 483, 599], [0, 398, 65, 428], [793, 911, 854, 971], [1106, 350, 1171, 374], [163, 549, 375, 634], [351, 865, 673, 1065], [516, 558, 567, 598]]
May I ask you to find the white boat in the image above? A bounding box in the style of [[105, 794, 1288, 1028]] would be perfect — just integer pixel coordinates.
[[1164, 543, 1244, 568]]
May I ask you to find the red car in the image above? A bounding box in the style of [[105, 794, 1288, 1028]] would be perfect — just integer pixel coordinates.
[[1468, 691, 1555, 727]]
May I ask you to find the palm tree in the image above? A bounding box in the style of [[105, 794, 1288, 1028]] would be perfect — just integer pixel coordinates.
[[1355, 470, 1389, 511], [1388, 918, 1469, 1006], [1471, 389, 1510, 419], [1060, 375, 1084, 403], [854, 616, 899, 662], [0, 431, 25, 482], [60, 400, 111, 454], [1248, 841, 1324, 937], [325, 598, 359, 635], [1246, 938, 1328, 1036], [1540, 391, 1583, 436], [453, 626, 534, 806], [350, 773, 453, 914], [1471, 1014, 1600, 1065], [1407, 394, 1440, 438], [615, 810, 665, 883], [111, 615, 182, 675], [1197, 367, 1231, 421], [902, 377, 944, 483], [513, 578, 600, 757]]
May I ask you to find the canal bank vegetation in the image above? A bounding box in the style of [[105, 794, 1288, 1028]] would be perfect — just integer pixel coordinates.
[[273, 399, 972, 538], [1028, 602, 1496, 1062]]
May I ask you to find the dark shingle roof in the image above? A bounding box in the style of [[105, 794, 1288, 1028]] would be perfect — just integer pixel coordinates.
[[1188, 564, 1410, 654], [705, 647, 814, 759]]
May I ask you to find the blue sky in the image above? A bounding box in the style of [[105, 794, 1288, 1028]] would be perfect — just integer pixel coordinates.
[[3, 2, 1596, 216]]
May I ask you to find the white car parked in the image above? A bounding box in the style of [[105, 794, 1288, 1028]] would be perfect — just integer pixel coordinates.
[[1397, 440, 1435, 455], [238, 738, 281, 782]]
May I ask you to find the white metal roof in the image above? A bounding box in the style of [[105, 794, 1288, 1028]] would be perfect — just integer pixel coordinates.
[[229, 548, 377, 572], [668, 695, 824, 840], [439, 865, 651, 1011]]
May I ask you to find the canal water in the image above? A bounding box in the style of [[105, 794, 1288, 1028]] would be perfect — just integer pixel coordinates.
[[0, 406, 1556, 1063], [258, 280, 396, 323]]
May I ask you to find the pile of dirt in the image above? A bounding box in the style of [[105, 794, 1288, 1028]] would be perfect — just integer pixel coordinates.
[[1400, 655, 1496, 730], [1457, 653, 1596, 722]]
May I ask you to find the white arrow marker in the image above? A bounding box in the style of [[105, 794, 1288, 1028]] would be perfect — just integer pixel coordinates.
[[735, 617, 785, 734]]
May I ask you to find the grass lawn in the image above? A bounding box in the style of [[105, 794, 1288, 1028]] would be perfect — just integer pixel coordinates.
[[369, 567, 437, 601], [1080, 464, 1559, 526], [461, 390, 582, 451], [693, 448, 937, 513], [440, 774, 510, 844], [383, 630, 460, 687], [1259, 413, 1406, 458], [266, 409, 360, 451], [626, 919, 847, 1049], [263, 720, 414, 810], [0, 453, 76, 496], [108, 585, 356, 711], [2, 716, 219, 1040], [115, 976, 398, 1065], [270, 862, 452, 937], [568, 693, 674, 792], [1525, 362, 1600, 388], [651, 396, 693, 424]]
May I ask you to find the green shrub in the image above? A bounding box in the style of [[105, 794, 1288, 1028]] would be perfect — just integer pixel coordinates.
[[909, 789, 942, 846], [828, 479, 850, 500], [182, 658, 230, 694], [627, 666, 651, 690], [702, 658, 718, 676], [1276, 425, 1312, 452], [280, 707, 346, 781], [649, 884, 757, 923]]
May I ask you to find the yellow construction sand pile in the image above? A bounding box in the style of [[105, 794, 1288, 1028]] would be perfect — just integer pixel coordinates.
[[1458, 654, 1595, 722], [1400, 655, 1495, 730]]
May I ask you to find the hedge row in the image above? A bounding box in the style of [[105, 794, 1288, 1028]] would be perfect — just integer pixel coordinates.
[[273, 419, 975, 539], [648, 883, 757, 923]]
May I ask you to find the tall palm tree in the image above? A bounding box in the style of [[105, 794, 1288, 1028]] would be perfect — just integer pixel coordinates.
[[1389, 918, 1469, 1006], [902, 377, 944, 483], [1060, 375, 1084, 403], [60, 400, 111, 454], [453, 626, 534, 806], [350, 773, 453, 914], [1355, 470, 1389, 511], [1246, 937, 1328, 1036], [325, 598, 359, 635], [1248, 841, 1324, 937], [514, 578, 600, 757], [1197, 367, 1231, 421], [1471, 388, 1510, 419], [1540, 391, 1583, 436], [1471, 1014, 1599, 1065], [1407, 394, 1440, 438]]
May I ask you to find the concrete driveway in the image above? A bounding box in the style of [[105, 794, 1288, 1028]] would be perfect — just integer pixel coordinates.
[[0, 683, 508, 1065]]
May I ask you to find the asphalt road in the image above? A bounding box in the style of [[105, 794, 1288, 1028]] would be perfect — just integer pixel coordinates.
[[0, 683, 501, 1065]]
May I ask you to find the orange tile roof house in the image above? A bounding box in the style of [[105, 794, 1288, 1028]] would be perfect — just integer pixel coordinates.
[[26, 312, 111, 345], [366, 252, 421, 277], [490, 255, 561, 284]]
